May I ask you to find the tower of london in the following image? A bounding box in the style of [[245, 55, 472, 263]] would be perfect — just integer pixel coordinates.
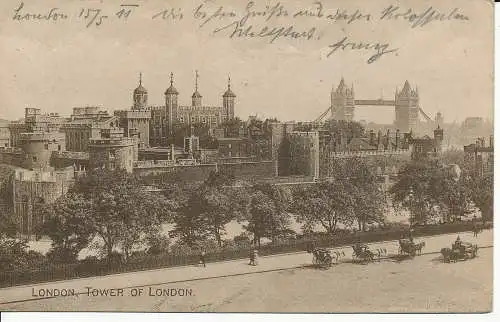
[[125, 71, 236, 147]]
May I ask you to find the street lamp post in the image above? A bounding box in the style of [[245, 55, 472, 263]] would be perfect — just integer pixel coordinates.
[[408, 187, 414, 228]]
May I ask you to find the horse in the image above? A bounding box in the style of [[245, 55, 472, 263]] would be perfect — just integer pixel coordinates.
[[415, 241, 426, 255], [333, 250, 346, 263], [376, 248, 387, 258], [398, 239, 417, 256]]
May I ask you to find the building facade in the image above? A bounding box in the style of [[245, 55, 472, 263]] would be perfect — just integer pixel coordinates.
[[464, 136, 494, 177], [121, 72, 236, 147]]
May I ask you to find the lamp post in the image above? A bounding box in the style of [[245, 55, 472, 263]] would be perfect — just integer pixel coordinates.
[[408, 187, 414, 227]]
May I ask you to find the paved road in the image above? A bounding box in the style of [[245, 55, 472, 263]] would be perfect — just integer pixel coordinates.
[[0, 230, 492, 307]]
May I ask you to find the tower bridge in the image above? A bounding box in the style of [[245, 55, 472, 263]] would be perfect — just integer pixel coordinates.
[[314, 78, 436, 133]]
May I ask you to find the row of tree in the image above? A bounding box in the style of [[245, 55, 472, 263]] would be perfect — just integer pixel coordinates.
[[0, 152, 492, 268], [391, 156, 493, 224]]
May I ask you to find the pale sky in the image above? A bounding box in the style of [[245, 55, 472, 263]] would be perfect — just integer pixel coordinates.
[[0, 0, 494, 124]]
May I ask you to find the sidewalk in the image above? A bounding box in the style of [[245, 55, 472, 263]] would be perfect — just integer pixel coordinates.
[[0, 230, 492, 305]]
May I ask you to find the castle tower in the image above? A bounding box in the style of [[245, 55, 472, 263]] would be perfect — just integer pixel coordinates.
[[165, 72, 179, 136], [20, 132, 65, 170], [223, 75, 236, 121], [395, 80, 419, 132], [133, 73, 148, 110], [330, 77, 355, 121], [192, 70, 202, 108], [434, 125, 444, 153], [435, 112, 444, 127]]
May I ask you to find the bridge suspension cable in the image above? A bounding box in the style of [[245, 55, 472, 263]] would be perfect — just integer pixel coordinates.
[[313, 107, 331, 123]]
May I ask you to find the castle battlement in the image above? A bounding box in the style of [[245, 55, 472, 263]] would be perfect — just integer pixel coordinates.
[[177, 105, 223, 112], [114, 110, 151, 119], [20, 131, 65, 142], [89, 137, 136, 147]]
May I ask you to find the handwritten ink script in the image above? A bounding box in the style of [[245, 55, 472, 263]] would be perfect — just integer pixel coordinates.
[[9, 1, 471, 64]]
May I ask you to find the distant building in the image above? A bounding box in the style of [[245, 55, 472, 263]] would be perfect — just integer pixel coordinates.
[[62, 107, 118, 152], [88, 128, 138, 173], [464, 136, 494, 176], [408, 126, 444, 160], [122, 72, 236, 147], [0, 119, 10, 148]]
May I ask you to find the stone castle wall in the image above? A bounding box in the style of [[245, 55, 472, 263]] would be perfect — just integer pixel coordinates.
[[12, 167, 75, 237]]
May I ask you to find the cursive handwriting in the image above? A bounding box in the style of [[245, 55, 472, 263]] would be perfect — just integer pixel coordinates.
[[380, 5, 469, 28], [12, 2, 68, 22], [152, 7, 184, 20], [213, 20, 317, 43], [193, 3, 237, 28], [293, 1, 371, 24], [327, 36, 398, 64]]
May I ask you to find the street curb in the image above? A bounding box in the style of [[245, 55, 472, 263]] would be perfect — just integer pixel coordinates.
[[0, 244, 493, 306]]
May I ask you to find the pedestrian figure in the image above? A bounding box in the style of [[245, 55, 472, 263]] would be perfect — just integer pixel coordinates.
[[199, 250, 206, 267], [472, 215, 479, 238], [249, 249, 258, 266]]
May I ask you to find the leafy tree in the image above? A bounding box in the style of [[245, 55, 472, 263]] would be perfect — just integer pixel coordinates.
[[468, 173, 493, 222], [391, 160, 440, 224], [327, 157, 388, 230], [0, 211, 17, 239], [169, 190, 211, 247], [351, 182, 388, 231], [66, 169, 171, 261], [243, 184, 291, 247], [391, 159, 475, 225], [144, 228, 171, 255], [291, 182, 355, 234], [322, 120, 365, 140], [168, 171, 244, 247], [35, 193, 93, 263]]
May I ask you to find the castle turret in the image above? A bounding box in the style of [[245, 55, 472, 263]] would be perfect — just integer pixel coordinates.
[[433, 125, 444, 153], [223, 76, 236, 121], [165, 72, 179, 136], [192, 70, 202, 108], [330, 77, 355, 121], [133, 73, 148, 110], [395, 80, 419, 133]]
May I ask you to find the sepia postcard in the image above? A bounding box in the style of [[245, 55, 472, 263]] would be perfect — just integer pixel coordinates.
[[0, 0, 494, 314]]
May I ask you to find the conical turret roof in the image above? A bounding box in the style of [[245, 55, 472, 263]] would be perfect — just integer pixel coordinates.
[[165, 72, 179, 95]]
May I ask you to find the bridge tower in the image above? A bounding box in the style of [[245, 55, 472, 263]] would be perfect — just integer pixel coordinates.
[[330, 78, 355, 121], [395, 80, 419, 133]]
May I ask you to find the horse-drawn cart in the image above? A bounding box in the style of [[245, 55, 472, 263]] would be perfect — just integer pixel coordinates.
[[398, 239, 426, 257], [441, 237, 478, 263], [309, 248, 333, 268], [352, 243, 375, 263]]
